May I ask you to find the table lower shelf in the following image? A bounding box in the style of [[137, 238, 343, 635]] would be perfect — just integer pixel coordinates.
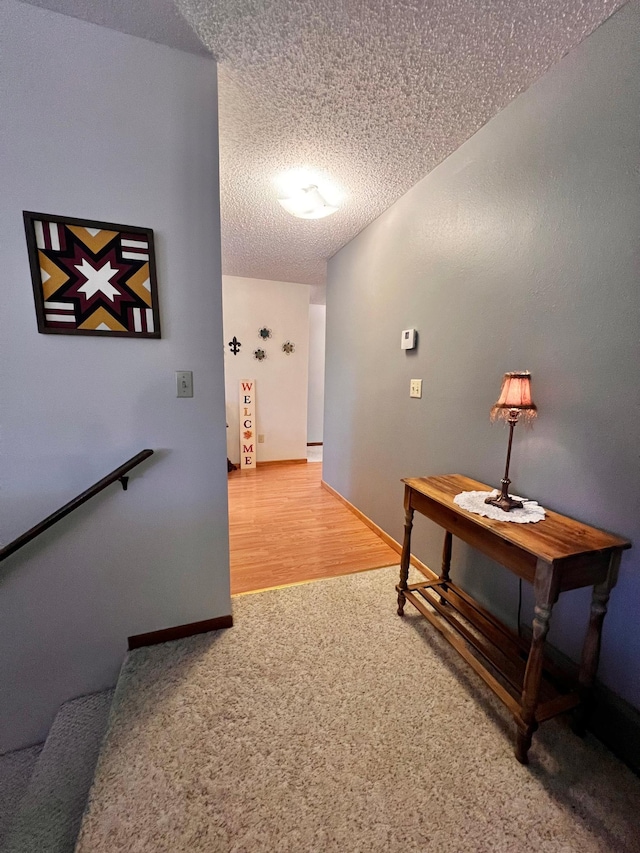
[[398, 577, 581, 725]]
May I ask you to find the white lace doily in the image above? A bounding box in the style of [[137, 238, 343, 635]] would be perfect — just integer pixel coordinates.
[[453, 490, 546, 523]]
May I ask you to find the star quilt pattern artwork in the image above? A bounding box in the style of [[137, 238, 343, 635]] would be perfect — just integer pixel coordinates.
[[23, 212, 161, 337]]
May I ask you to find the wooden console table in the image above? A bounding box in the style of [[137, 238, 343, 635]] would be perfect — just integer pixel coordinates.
[[396, 474, 631, 764]]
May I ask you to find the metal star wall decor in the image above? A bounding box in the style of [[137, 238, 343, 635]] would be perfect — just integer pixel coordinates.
[[254, 348, 267, 361], [282, 341, 295, 355], [259, 327, 272, 340], [228, 336, 242, 354]]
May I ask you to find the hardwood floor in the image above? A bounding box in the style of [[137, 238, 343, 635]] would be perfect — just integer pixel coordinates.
[[228, 462, 399, 595]]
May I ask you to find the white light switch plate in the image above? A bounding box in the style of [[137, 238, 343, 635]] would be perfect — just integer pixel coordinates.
[[176, 371, 193, 397], [410, 379, 422, 398]]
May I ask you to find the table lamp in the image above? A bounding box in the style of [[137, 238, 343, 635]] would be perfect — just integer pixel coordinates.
[[485, 371, 537, 512]]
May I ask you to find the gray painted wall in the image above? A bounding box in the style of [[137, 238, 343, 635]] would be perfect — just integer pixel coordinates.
[[324, 2, 640, 710], [1, 0, 230, 751], [308, 304, 326, 445]]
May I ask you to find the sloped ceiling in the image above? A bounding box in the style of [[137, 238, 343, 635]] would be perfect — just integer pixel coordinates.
[[20, 0, 625, 296], [19, 0, 210, 55]]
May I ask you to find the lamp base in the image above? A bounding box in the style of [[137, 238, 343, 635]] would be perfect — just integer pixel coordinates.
[[485, 490, 524, 513]]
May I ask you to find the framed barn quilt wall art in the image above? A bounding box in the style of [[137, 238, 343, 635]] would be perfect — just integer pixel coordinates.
[[23, 211, 161, 338]]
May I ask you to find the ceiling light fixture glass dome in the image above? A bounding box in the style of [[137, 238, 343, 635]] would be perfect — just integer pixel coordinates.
[[277, 184, 339, 220]]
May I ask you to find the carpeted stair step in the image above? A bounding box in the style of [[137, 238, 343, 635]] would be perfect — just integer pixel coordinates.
[[0, 743, 43, 849], [4, 689, 114, 853]]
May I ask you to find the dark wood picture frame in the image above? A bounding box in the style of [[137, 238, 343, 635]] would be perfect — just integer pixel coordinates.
[[23, 211, 161, 338]]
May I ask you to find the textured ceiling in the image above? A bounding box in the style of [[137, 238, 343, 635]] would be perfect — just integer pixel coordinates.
[[20, 0, 624, 295], [176, 0, 623, 292]]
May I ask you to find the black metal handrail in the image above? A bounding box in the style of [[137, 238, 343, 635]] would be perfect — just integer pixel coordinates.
[[0, 449, 154, 563]]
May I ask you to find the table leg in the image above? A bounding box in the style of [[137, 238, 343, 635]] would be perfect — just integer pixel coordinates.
[[439, 530, 452, 605], [516, 560, 559, 764], [573, 550, 621, 734], [397, 501, 414, 616]]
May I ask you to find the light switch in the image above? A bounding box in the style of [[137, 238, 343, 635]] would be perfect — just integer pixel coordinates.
[[410, 379, 422, 398], [176, 371, 193, 398]]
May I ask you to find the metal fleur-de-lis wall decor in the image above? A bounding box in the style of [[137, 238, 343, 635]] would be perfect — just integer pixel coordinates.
[[282, 341, 295, 355], [228, 336, 242, 355], [254, 348, 267, 361], [259, 327, 272, 340]]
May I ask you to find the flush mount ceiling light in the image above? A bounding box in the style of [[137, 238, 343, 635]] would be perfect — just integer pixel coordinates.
[[275, 168, 343, 220], [277, 184, 339, 220]]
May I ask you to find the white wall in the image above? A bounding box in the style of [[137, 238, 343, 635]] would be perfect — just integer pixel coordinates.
[[222, 276, 310, 463], [0, 0, 230, 752], [307, 304, 326, 444]]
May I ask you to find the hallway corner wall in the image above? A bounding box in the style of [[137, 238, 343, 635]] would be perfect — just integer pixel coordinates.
[[0, 0, 230, 751], [323, 2, 640, 710]]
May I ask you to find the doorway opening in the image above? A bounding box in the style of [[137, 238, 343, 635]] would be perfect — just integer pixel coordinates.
[[222, 280, 396, 594]]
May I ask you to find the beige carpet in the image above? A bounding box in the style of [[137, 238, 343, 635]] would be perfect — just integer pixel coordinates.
[[6, 690, 113, 853], [0, 744, 42, 848], [76, 567, 640, 853]]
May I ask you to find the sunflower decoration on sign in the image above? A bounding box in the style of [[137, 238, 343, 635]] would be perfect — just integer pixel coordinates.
[[282, 341, 295, 355], [254, 348, 267, 361], [258, 327, 272, 340]]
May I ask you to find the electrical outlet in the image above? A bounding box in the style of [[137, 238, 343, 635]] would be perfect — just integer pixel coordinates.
[[410, 379, 422, 398], [258, 434, 265, 443]]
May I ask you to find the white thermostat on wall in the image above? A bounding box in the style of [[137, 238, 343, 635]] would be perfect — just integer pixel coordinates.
[[401, 329, 417, 350]]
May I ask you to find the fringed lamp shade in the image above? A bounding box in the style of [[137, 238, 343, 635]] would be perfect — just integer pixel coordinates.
[[490, 371, 537, 422]]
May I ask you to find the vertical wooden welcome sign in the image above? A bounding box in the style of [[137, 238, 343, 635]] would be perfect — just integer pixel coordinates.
[[239, 379, 256, 469]]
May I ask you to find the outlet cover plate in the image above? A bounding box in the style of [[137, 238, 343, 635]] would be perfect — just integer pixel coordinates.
[[410, 379, 422, 398]]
